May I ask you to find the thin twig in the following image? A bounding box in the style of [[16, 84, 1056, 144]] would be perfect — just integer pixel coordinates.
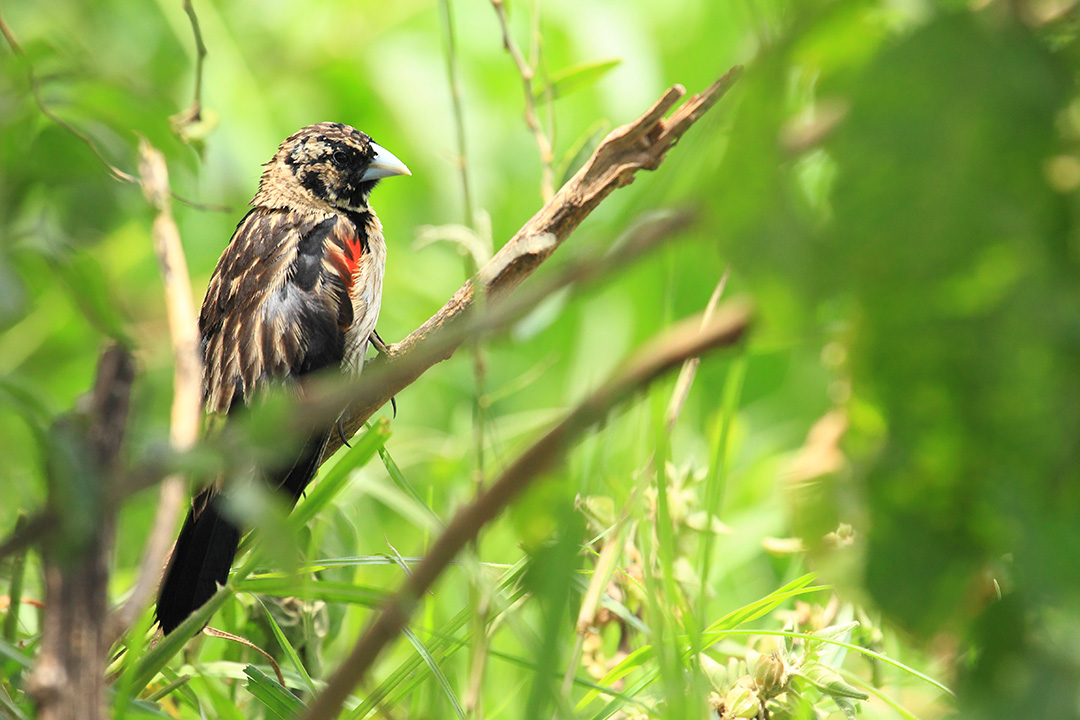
[[322, 67, 743, 461], [299, 302, 752, 720], [202, 627, 285, 685], [530, 0, 557, 170], [437, 11, 491, 706], [491, 0, 555, 201], [110, 140, 203, 640], [183, 0, 207, 121], [437, 0, 488, 506]]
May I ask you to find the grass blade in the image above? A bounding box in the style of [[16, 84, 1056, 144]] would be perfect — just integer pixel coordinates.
[[237, 578, 384, 606], [290, 419, 390, 531], [129, 583, 233, 696], [244, 664, 306, 719], [255, 596, 317, 695], [401, 626, 468, 720]]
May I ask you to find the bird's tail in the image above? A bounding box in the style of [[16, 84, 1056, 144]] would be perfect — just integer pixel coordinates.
[[155, 489, 241, 635], [155, 430, 330, 635]]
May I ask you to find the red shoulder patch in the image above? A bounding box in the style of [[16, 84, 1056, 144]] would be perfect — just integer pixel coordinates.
[[327, 226, 366, 289]]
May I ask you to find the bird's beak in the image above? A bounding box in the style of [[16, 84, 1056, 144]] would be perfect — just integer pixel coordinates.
[[360, 143, 411, 182]]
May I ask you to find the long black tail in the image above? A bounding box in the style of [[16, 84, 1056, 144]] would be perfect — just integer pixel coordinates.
[[155, 431, 329, 635], [156, 490, 241, 635]]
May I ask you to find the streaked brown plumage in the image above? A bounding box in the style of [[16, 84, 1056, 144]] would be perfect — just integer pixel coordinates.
[[156, 123, 410, 635]]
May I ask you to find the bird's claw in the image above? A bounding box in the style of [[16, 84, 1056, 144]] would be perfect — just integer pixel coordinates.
[[337, 413, 352, 448], [372, 330, 398, 419]]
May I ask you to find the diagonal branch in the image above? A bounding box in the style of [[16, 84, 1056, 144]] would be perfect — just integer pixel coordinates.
[[301, 301, 752, 720], [322, 66, 742, 461]]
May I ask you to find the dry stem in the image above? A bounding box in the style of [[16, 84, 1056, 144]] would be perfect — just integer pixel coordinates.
[[110, 141, 203, 639], [491, 0, 556, 200]]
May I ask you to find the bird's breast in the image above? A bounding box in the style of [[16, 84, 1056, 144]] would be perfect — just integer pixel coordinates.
[[340, 213, 386, 374]]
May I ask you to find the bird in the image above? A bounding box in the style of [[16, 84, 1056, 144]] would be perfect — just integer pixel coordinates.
[[155, 122, 410, 635]]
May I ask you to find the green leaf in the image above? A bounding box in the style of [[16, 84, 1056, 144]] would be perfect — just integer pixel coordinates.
[[799, 661, 869, 701], [143, 669, 195, 705], [194, 674, 247, 720], [703, 575, 825, 633], [113, 603, 157, 720], [238, 577, 384, 606], [130, 583, 234, 696], [556, 120, 610, 186], [289, 419, 390, 531], [379, 446, 441, 526], [401, 627, 468, 720], [533, 58, 621, 104], [244, 665, 306, 720], [805, 618, 859, 666], [0, 684, 28, 720], [255, 596, 317, 696]]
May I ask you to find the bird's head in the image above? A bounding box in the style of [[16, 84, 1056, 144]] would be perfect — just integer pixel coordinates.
[[254, 122, 411, 211]]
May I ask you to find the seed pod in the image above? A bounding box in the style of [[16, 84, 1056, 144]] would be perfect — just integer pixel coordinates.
[[724, 680, 760, 718], [753, 652, 787, 696]]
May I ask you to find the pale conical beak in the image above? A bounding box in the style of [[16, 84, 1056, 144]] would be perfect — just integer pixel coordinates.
[[360, 142, 411, 182]]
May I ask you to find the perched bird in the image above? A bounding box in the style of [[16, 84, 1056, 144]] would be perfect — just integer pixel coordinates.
[[156, 123, 410, 635]]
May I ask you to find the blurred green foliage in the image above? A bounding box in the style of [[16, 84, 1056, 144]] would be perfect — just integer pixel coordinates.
[[3, 0, 1080, 718]]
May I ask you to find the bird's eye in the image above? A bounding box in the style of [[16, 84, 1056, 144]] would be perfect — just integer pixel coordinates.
[[332, 150, 348, 166]]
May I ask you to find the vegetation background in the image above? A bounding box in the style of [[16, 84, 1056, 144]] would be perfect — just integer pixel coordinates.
[[1, 0, 1078, 718]]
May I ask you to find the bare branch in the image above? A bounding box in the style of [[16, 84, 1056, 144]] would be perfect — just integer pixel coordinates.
[[323, 67, 742, 461], [300, 301, 752, 720], [110, 140, 203, 639]]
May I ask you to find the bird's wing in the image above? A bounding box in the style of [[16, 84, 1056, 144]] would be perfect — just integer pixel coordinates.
[[199, 207, 354, 416]]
